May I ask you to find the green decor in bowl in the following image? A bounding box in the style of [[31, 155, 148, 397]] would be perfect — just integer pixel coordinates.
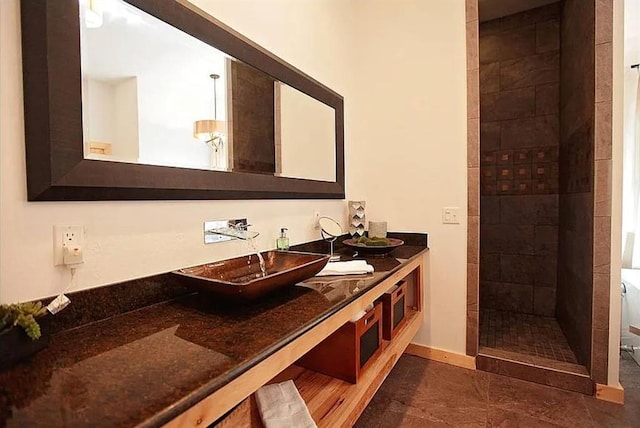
[[343, 237, 405, 256]]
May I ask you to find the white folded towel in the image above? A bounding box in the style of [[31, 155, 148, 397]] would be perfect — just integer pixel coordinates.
[[255, 380, 317, 428], [316, 260, 374, 276]]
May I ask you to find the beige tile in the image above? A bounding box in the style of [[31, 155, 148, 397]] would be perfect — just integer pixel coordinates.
[[596, 0, 613, 45], [468, 215, 480, 264], [595, 42, 613, 103], [468, 68, 480, 119], [595, 159, 612, 216], [466, 0, 478, 23], [593, 273, 610, 330], [595, 101, 612, 160], [594, 262, 610, 275], [467, 262, 479, 311], [467, 20, 479, 71], [468, 118, 479, 167], [591, 327, 609, 384], [468, 167, 479, 216], [593, 216, 611, 272], [466, 309, 479, 356]]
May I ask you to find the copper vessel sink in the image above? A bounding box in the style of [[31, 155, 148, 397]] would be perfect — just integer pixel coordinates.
[[172, 251, 330, 300]]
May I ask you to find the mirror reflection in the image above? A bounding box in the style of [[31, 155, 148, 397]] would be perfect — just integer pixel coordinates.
[[78, 0, 336, 182]]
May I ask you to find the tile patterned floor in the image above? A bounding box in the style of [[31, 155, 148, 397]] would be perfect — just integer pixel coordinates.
[[479, 309, 579, 364], [355, 353, 640, 427]]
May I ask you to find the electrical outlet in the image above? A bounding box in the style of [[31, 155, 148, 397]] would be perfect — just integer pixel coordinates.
[[54, 225, 84, 266], [442, 207, 461, 224]]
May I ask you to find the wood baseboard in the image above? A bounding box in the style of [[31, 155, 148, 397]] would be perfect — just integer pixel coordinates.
[[595, 383, 625, 404], [404, 343, 476, 370]]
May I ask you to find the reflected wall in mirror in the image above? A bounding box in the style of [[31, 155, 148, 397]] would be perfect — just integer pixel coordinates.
[[275, 83, 336, 182], [78, 0, 336, 182]]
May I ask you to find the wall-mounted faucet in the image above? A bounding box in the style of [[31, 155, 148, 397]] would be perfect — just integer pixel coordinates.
[[204, 218, 259, 244]]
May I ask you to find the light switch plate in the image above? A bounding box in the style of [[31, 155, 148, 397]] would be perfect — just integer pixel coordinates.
[[442, 207, 461, 224]]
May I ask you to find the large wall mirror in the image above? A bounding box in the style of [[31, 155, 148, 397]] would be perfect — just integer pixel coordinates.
[[20, 0, 344, 200]]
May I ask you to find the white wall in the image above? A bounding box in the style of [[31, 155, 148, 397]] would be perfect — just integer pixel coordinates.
[[621, 270, 640, 365], [347, 0, 469, 354], [0, 0, 350, 303], [608, 0, 625, 386], [1, 0, 469, 357]]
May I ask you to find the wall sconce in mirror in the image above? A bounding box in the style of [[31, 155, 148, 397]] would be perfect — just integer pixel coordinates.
[[193, 73, 225, 154]]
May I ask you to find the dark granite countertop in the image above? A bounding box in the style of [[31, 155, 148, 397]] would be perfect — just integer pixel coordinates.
[[0, 235, 428, 428]]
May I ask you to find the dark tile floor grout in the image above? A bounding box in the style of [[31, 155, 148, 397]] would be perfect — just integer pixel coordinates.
[[356, 352, 640, 427]]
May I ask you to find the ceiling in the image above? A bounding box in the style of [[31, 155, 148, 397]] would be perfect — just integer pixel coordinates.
[[479, 0, 560, 22]]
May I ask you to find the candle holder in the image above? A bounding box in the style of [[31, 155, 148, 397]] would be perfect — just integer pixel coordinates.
[[349, 200, 366, 238]]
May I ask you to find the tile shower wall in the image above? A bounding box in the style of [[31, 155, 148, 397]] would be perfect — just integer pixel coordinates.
[[557, 0, 595, 370], [479, 3, 560, 317]]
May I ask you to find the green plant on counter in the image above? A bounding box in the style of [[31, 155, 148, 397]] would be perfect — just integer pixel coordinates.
[[0, 302, 47, 340]]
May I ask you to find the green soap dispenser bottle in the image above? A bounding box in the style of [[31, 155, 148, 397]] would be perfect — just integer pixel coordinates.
[[276, 228, 290, 250]]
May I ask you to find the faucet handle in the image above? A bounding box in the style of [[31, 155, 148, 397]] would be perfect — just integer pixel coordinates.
[[232, 221, 251, 231]]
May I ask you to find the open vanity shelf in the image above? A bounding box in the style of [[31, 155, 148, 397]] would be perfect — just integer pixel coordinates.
[[171, 256, 425, 428], [218, 309, 422, 427]]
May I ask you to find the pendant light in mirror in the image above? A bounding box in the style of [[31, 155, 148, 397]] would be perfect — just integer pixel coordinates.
[[193, 73, 225, 152]]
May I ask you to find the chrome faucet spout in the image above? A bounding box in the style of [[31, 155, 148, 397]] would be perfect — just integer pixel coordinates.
[[204, 218, 259, 242]]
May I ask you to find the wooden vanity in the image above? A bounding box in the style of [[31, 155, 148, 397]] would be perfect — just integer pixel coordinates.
[[0, 239, 427, 428], [167, 254, 425, 428]]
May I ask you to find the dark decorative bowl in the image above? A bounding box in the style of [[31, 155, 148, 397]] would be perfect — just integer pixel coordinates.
[[342, 238, 405, 256], [172, 251, 331, 300]]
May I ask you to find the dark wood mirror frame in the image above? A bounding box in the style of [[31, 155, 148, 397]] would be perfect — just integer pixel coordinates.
[[20, 0, 345, 201]]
